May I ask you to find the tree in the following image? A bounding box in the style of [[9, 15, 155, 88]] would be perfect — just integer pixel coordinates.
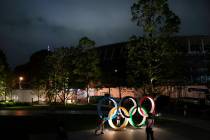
[[79, 37, 95, 48], [74, 37, 101, 103], [45, 37, 100, 104], [14, 63, 30, 89], [29, 50, 50, 82], [128, 0, 180, 96], [29, 50, 50, 103], [46, 46, 89, 104], [0, 50, 9, 100], [47, 47, 70, 104], [131, 0, 180, 38], [32, 80, 47, 104], [14, 50, 50, 103]]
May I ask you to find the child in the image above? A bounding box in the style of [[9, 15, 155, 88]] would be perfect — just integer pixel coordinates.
[[116, 113, 122, 126]]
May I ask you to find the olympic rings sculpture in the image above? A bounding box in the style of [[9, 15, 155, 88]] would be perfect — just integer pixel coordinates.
[[97, 96, 156, 130]]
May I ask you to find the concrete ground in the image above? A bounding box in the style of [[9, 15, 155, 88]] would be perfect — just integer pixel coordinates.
[[162, 113, 210, 131], [30, 127, 189, 140], [30, 115, 210, 140], [1, 110, 210, 140]]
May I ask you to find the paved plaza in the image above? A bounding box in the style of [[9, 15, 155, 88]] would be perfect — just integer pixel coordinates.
[[1, 111, 210, 140], [30, 118, 210, 140], [30, 127, 188, 140]]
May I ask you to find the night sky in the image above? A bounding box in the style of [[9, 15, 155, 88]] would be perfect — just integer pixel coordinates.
[[0, 0, 209, 68]]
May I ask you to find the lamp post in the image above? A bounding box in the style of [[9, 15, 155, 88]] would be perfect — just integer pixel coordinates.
[[19, 76, 23, 89], [114, 69, 121, 99]]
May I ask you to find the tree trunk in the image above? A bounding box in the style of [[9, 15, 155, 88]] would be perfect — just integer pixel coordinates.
[[119, 87, 121, 99], [4, 92, 6, 101], [87, 84, 89, 103], [38, 91, 40, 104]]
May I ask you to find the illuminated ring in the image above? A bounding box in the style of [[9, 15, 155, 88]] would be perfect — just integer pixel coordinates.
[[139, 96, 155, 116], [97, 96, 118, 121], [97, 96, 156, 130], [118, 96, 138, 118], [108, 107, 129, 130], [129, 106, 147, 128]]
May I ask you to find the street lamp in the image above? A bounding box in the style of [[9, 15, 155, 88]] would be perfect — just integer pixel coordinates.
[[114, 69, 121, 99], [151, 78, 154, 84], [19, 76, 23, 89]]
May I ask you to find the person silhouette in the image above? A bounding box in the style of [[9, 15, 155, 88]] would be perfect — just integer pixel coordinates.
[[56, 120, 68, 140], [95, 116, 105, 135], [184, 104, 188, 117], [146, 113, 154, 140], [116, 113, 122, 126]]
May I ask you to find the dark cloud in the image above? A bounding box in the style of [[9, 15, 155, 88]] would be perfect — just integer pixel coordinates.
[[169, 0, 210, 35], [0, 0, 209, 67]]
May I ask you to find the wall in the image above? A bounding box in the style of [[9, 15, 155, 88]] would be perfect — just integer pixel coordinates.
[[11, 90, 46, 103]]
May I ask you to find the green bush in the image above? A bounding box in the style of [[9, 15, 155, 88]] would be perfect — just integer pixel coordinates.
[[0, 100, 31, 107]]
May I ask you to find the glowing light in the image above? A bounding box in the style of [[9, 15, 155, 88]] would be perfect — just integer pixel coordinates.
[[19, 76, 24, 89], [139, 96, 155, 115], [118, 96, 138, 118], [108, 107, 129, 130], [19, 76, 23, 81], [129, 107, 147, 128], [97, 96, 156, 130]]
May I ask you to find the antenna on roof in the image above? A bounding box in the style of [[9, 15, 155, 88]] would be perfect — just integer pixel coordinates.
[[47, 45, 50, 51]]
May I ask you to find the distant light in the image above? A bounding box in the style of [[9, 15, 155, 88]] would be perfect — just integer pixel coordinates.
[[156, 113, 162, 117], [67, 99, 75, 104], [19, 76, 23, 81], [19, 76, 24, 89], [67, 99, 72, 104]]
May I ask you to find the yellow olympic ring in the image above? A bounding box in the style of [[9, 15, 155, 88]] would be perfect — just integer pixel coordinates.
[[108, 107, 129, 130]]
